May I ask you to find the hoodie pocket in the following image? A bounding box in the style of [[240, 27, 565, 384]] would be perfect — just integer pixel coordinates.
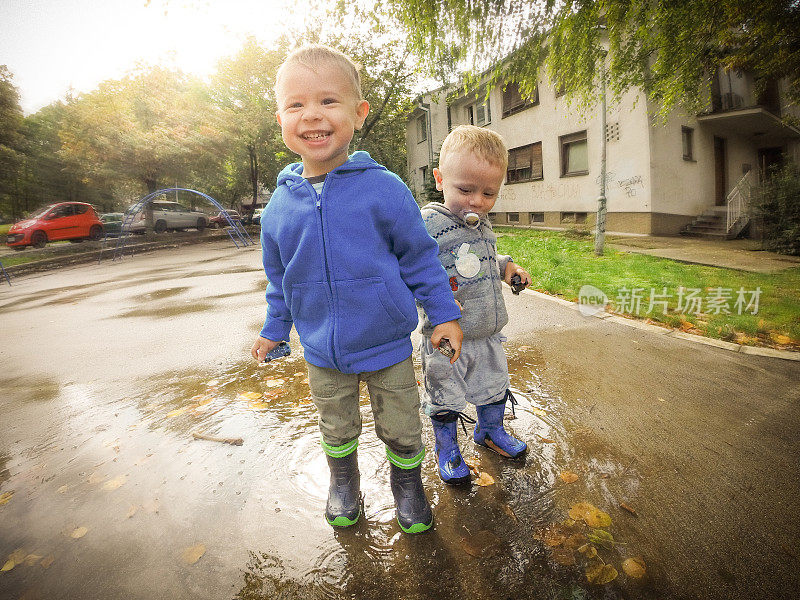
[[336, 277, 410, 355], [290, 281, 330, 355]]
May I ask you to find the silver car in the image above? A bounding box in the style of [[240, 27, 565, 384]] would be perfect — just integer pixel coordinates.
[[129, 202, 208, 233]]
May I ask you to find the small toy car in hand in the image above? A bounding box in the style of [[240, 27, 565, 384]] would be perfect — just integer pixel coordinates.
[[437, 338, 456, 358], [264, 341, 291, 363], [510, 274, 527, 295]]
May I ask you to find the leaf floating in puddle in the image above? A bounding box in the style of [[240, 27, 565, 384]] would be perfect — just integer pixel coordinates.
[[239, 392, 262, 400], [543, 529, 566, 547], [126, 505, 139, 519], [166, 406, 190, 418], [40, 555, 55, 569], [569, 502, 612, 528], [474, 472, 495, 486], [587, 529, 615, 550], [460, 530, 501, 558], [102, 475, 127, 491], [23, 554, 43, 567], [181, 543, 206, 565], [530, 407, 547, 417], [578, 544, 598, 558], [550, 547, 576, 566], [263, 378, 285, 387], [559, 471, 579, 483], [622, 557, 647, 578], [247, 400, 269, 410], [70, 527, 88, 539], [586, 563, 618, 584], [0, 491, 13, 506]]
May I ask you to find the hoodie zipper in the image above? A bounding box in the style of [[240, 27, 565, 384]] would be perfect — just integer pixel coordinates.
[[314, 175, 341, 371]]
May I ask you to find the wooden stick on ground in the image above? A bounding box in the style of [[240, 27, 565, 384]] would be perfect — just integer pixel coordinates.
[[191, 432, 243, 446]]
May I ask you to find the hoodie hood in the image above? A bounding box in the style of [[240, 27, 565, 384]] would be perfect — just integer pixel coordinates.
[[276, 151, 385, 188]]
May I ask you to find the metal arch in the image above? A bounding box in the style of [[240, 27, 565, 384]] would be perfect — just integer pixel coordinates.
[[0, 261, 10, 286], [110, 188, 255, 262]]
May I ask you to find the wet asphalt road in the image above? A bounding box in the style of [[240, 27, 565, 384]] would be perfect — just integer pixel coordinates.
[[0, 240, 798, 600]]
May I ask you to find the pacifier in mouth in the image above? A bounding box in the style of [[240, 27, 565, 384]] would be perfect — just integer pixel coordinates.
[[463, 212, 481, 228]]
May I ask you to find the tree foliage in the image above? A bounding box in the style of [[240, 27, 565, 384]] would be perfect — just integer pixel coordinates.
[[382, 0, 800, 116], [0, 66, 24, 219]]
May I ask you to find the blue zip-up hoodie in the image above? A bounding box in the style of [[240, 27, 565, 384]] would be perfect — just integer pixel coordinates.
[[259, 152, 461, 374]]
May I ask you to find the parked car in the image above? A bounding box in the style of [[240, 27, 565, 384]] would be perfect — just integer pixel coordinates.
[[128, 202, 208, 233], [209, 210, 242, 228], [99, 212, 125, 237], [251, 208, 264, 226], [6, 202, 104, 250]]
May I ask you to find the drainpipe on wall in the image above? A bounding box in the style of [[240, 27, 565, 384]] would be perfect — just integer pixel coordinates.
[[417, 101, 434, 170], [594, 47, 608, 256]]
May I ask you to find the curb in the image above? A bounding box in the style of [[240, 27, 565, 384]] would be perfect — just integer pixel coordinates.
[[520, 288, 800, 362]]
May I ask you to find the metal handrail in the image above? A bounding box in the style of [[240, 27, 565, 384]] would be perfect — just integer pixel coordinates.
[[726, 171, 753, 235]]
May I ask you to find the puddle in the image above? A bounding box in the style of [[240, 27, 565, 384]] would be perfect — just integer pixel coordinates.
[[0, 343, 660, 600]]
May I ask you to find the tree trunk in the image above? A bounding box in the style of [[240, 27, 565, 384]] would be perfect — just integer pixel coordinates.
[[249, 145, 259, 207]]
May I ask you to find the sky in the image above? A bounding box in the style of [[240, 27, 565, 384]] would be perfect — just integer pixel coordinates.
[[0, 0, 319, 114]]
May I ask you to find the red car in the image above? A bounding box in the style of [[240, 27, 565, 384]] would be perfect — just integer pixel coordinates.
[[6, 202, 104, 250]]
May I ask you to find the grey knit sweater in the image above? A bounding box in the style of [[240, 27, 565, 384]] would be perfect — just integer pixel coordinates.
[[418, 203, 511, 340]]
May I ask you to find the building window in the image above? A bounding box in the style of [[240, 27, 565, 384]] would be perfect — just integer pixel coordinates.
[[507, 142, 543, 183], [682, 126, 694, 161], [529, 212, 544, 223], [507, 212, 520, 223], [560, 212, 587, 224], [467, 99, 491, 126], [416, 115, 427, 143], [502, 81, 538, 117], [419, 165, 428, 184], [560, 131, 588, 177]]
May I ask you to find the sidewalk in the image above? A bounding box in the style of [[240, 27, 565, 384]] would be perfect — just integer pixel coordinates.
[[606, 235, 800, 273]]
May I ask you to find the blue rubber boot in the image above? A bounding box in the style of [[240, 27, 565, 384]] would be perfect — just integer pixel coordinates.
[[474, 391, 527, 459], [430, 411, 471, 485], [323, 441, 361, 528]]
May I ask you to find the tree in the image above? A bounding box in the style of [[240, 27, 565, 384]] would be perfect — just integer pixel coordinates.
[[0, 66, 24, 219], [59, 66, 228, 197], [210, 37, 287, 209], [381, 0, 800, 117]]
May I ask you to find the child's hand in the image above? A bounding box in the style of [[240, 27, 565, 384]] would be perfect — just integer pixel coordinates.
[[251, 337, 280, 362], [504, 261, 531, 290], [431, 320, 463, 364]]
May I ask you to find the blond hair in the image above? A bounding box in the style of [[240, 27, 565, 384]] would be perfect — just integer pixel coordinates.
[[439, 125, 508, 172], [275, 44, 363, 102]]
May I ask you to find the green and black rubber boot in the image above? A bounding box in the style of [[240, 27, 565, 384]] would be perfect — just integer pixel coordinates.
[[323, 441, 361, 528], [389, 462, 433, 534]]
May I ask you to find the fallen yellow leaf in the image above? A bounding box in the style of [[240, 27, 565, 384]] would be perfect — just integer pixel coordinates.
[[182, 543, 206, 565], [23, 554, 43, 566], [57, 485, 69, 494], [1, 560, 15, 572], [550, 547, 576, 566], [166, 406, 190, 418], [102, 475, 127, 491], [247, 400, 269, 410], [126, 505, 139, 519], [578, 544, 598, 558], [569, 502, 612, 528], [264, 379, 285, 387], [543, 529, 566, 547], [560, 471, 579, 483], [70, 527, 88, 539], [464, 457, 480, 471], [40, 555, 55, 569], [475, 472, 495, 486], [586, 563, 618, 584], [530, 407, 547, 417], [239, 391, 262, 400], [622, 557, 647, 578], [0, 491, 13, 506]]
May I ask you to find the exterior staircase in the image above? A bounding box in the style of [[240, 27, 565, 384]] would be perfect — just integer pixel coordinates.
[[681, 172, 753, 239], [681, 207, 729, 239]]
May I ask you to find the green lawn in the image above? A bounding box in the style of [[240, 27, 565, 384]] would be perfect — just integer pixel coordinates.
[[496, 228, 800, 348]]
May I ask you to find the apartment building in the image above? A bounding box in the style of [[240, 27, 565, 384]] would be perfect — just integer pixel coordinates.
[[406, 68, 800, 236]]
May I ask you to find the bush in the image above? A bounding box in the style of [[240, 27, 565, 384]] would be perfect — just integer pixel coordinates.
[[752, 163, 800, 255]]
